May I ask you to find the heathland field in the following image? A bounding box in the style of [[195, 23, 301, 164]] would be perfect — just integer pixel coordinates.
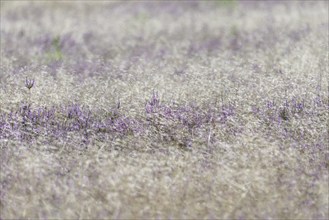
[[0, 1, 328, 219]]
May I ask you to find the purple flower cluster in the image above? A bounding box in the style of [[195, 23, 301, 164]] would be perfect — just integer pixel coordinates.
[[253, 98, 308, 124], [143, 93, 240, 146], [25, 78, 35, 90], [251, 97, 327, 143], [0, 93, 326, 148], [0, 103, 136, 143]]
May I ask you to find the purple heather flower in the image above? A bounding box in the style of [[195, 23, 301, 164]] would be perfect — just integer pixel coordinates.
[[295, 102, 304, 112], [25, 78, 35, 90], [266, 101, 275, 109], [149, 91, 160, 107], [145, 91, 161, 114]]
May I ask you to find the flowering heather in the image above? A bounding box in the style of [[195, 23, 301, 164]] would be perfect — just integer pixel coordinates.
[[24, 78, 34, 90], [0, 1, 328, 219]]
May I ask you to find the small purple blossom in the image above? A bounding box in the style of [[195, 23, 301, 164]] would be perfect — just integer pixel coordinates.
[[25, 78, 35, 90], [145, 91, 161, 114]]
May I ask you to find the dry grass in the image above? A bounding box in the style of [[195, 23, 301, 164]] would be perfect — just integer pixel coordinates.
[[0, 1, 328, 219]]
